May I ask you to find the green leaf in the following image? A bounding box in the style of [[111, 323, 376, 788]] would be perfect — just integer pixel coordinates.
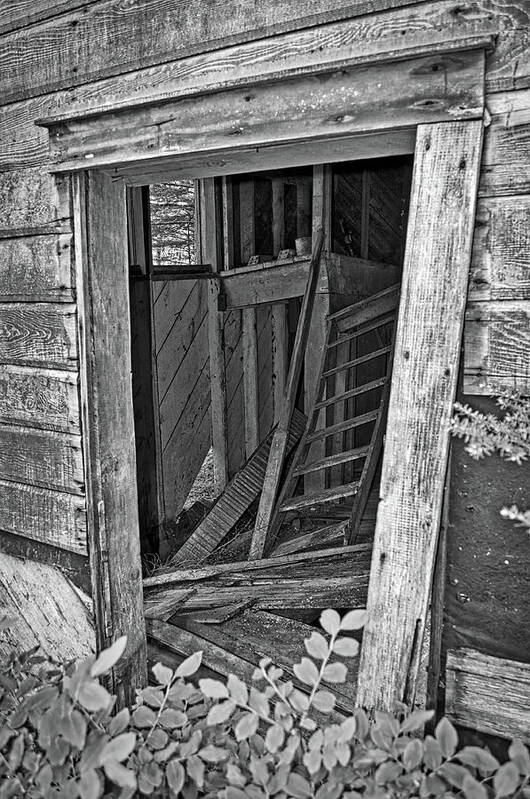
[[312, 690, 336, 714], [152, 662, 174, 686], [77, 680, 112, 712], [400, 709, 434, 733], [305, 632, 329, 660], [166, 760, 185, 796], [286, 772, 312, 798], [494, 762, 520, 797], [227, 673, 248, 705], [108, 707, 130, 736], [226, 763, 246, 787], [78, 769, 103, 799], [90, 636, 127, 677], [100, 732, 136, 764], [198, 677, 229, 699], [132, 705, 157, 728], [235, 712, 259, 741], [332, 637, 359, 657], [438, 762, 470, 789], [338, 716, 356, 742], [186, 753, 205, 789], [176, 651, 202, 678], [423, 736, 443, 770], [303, 748, 322, 775], [293, 657, 320, 686], [207, 700, 236, 726], [61, 709, 87, 750], [435, 717, 458, 758], [320, 609, 341, 636], [103, 759, 137, 790], [159, 708, 188, 729], [249, 688, 269, 717], [148, 728, 169, 750], [139, 686, 165, 708], [340, 609, 368, 630], [509, 739, 530, 775], [322, 662, 347, 683], [463, 774, 488, 799], [289, 688, 310, 713], [225, 788, 248, 799], [375, 761, 403, 784]]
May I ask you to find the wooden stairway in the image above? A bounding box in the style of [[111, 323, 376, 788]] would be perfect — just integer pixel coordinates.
[[256, 283, 400, 554]]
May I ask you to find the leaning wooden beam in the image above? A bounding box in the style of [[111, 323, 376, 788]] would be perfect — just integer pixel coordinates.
[[270, 520, 348, 557], [446, 648, 530, 744], [220, 257, 310, 309], [239, 179, 260, 457], [249, 228, 324, 559], [168, 410, 305, 568], [355, 120, 484, 713], [271, 177, 287, 423], [144, 543, 370, 611]]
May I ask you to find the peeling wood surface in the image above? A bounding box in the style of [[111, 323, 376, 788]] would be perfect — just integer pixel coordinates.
[[469, 196, 530, 301], [446, 648, 530, 743], [0, 234, 73, 301], [0, 364, 80, 433], [463, 301, 530, 394], [0, 303, 77, 369], [356, 121, 483, 712], [46, 50, 485, 172], [481, 89, 530, 197], [0, 479, 87, 553], [0, 170, 71, 234], [0, 424, 83, 493], [0, 1, 97, 35], [0, 553, 94, 660]]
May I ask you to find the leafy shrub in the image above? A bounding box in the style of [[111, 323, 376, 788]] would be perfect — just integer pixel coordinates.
[[1, 609, 529, 798]]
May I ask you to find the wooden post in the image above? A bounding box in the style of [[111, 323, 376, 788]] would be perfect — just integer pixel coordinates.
[[239, 179, 259, 456], [201, 178, 229, 490], [271, 178, 287, 423], [305, 165, 332, 492], [74, 171, 147, 705], [356, 120, 484, 713]]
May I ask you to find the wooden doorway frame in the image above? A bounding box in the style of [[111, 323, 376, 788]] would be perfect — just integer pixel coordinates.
[[66, 46, 486, 706]]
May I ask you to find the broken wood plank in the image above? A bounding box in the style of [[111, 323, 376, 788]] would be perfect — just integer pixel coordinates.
[[168, 409, 305, 568], [446, 648, 530, 744], [329, 283, 400, 332], [144, 543, 371, 612], [355, 120, 484, 713], [271, 521, 348, 557], [279, 482, 360, 513], [220, 257, 311, 308], [250, 229, 324, 559]]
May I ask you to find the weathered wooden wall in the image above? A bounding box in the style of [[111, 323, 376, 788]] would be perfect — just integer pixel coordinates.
[[0, 0, 528, 724]]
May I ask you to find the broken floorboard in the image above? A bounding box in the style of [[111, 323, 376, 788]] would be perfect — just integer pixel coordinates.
[[144, 543, 371, 611], [146, 607, 358, 715]]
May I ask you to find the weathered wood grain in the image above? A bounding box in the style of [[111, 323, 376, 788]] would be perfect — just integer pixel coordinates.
[[0, 479, 87, 553], [0, 233, 73, 301], [45, 51, 485, 172], [220, 257, 310, 309], [145, 543, 371, 609], [0, 170, 70, 235], [0, 553, 94, 660], [469, 196, 530, 302], [0, 424, 83, 493], [0, 303, 77, 368], [0, 529, 90, 594], [0, 0, 97, 35], [446, 648, 530, 743], [75, 170, 147, 702], [0, 364, 79, 433], [480, 88, 530, 197], [4, 0, 492, 105], [356, 121, 483, 712], [463, 300, 530, 394]]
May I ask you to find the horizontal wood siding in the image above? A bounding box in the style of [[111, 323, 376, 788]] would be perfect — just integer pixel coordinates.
[[0, 479, 87, 553], [0, 169, 71, 231], [0, 365, 80, 433], [0, 425, 83, 493], [0, 233, 73, 301], [0, 303, 77, 368], [446, 648, 530, 743]]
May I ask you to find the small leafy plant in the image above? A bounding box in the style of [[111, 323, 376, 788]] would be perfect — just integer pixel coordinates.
[[1, 610, 529, 798]]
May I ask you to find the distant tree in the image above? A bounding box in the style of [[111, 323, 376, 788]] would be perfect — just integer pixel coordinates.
[[149, 180, 196, 267]]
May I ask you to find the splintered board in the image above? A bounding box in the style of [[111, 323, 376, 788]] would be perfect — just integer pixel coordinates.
[[166, 409, 306, 567]]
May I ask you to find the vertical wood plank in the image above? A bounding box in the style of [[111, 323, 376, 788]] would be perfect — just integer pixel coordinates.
[[202, 178, 229, 489], [305, 165, 331, 492], [239, 179, 260, 456], [356, 120, 484, 713], [74, 171, 147, 705], [271, 177, 287, 424]]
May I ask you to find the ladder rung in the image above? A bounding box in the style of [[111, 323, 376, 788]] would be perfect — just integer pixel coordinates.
[[328, 313, 395, 348], [323, 346, 392, 378], [315, 376, 387, 410], [293, 445, 370, 477], [305, 409, 379, 443], [280, 482, 360, 512]]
